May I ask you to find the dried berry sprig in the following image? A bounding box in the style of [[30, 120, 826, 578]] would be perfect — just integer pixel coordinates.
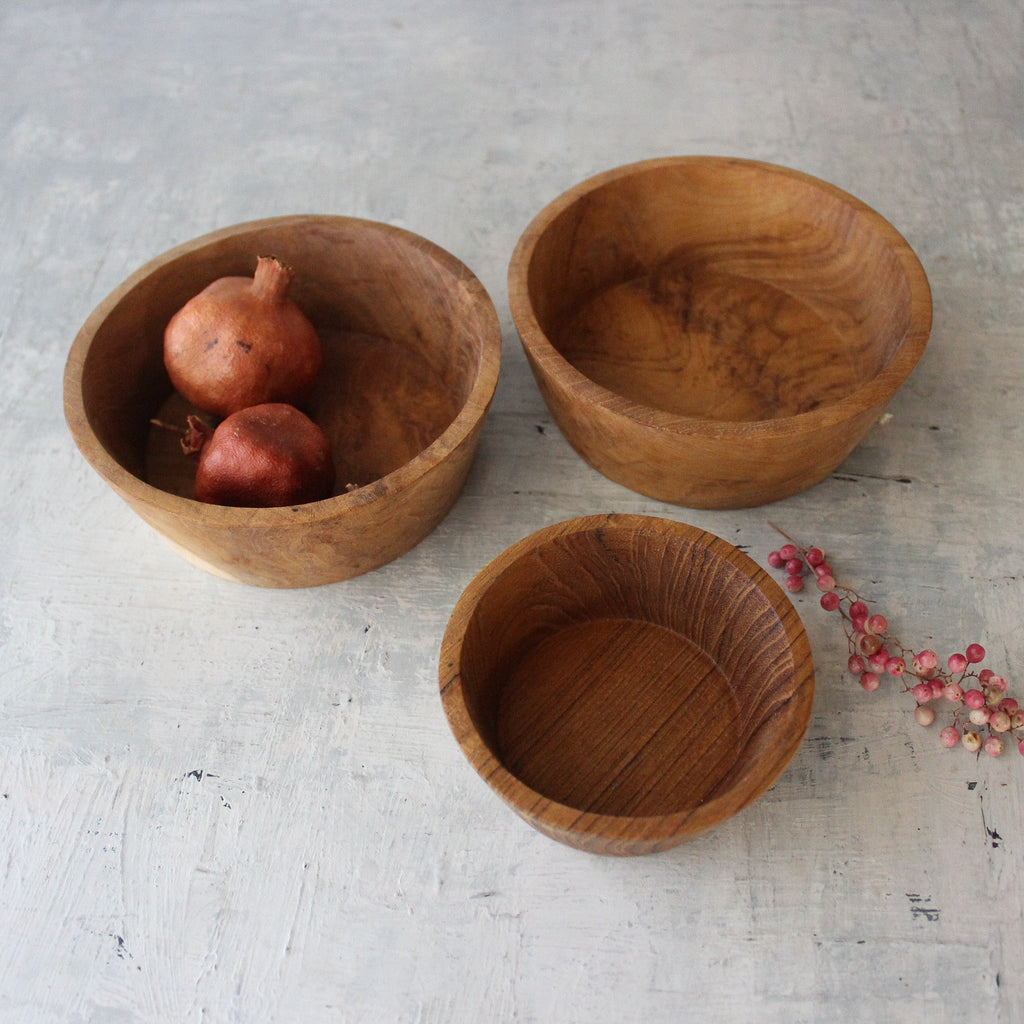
[[763, 528, 1024, 759]]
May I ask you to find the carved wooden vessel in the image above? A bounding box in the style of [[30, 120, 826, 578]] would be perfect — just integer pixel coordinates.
[[508, 157, 932, 508], [440, 514, 815, 855], [65, 215, 501, 587]]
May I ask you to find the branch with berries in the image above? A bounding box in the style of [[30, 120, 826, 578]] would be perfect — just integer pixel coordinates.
[[763, 530, 1024, 759]]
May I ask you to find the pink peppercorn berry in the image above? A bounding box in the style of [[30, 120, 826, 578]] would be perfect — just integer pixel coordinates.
[[820, 591, 841, 611], [858, 633, 883, 656], [767, 550, 785, 568], [940, 726, 960, 748], [784, 575, 804, 593], [964, 688, 986, 710], [990, 710, 1012, 733], [962, 731, 982, 752], [984, 736, 1004, 757], [860, 672, 880, 692], [914, 705, 936, 727], [966, 643, 986, 664], [869, 649, 890, 672], [805, 547, 825, 567], [779, 544, 798, 561], [948, 652, 968, 674], [866, 614, 888, 636]]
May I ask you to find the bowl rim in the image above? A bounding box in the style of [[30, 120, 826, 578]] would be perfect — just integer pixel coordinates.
[[439, 512, 815, 846], [63, 213, 502, 523], [507, 155, 933, 440]]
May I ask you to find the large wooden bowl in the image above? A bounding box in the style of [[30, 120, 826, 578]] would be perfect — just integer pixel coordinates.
[[508, 156, 932, 508], [439, 514, 814, 855], [64, 216, 501, 587]]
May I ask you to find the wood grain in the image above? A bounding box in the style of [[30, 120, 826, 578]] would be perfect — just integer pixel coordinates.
[[64, 215, 502, 587], [440, 514, 814, 855], [497, 618, 738, 816], [508, 156, 932, 509]]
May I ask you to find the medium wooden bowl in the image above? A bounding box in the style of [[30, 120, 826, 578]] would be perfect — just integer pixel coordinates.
[[64, 215, 501, 587], [508, 156, 932, 508], [439, 514, 814, 855]]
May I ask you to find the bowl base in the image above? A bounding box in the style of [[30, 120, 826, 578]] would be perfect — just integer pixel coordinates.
[[557, 261, 858, 422], [496, 616, 740, 817]]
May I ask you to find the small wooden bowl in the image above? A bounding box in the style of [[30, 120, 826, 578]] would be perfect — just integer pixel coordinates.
[[439, 514, 814, 855], [508, 156, 932, 508], [64, 215, 501, 587]]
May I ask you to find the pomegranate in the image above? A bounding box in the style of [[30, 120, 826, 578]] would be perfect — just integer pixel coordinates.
[[183, 403, 335, 507], [164, 255, 322, 418]]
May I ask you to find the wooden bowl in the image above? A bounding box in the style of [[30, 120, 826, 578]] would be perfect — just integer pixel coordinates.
[[508, 156, 932, 508], [64, 215, 501, 587], [439, 514, 814, 855]]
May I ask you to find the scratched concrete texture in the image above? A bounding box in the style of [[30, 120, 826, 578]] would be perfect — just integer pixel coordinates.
[[1, 1, 1022, 1022]]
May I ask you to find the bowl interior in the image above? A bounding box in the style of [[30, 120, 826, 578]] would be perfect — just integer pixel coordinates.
[[453, 518, 811, 820], [78, 217, 492, 499], [522, 158, 919, 422]]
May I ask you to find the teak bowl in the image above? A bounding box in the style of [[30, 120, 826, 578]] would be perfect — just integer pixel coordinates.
[[64, 215, 501, 587], [508, 156, 932, 509], [439, 514, 814, 856]]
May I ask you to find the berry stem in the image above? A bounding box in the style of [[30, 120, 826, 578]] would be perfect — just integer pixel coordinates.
[[764, 533, 1023, 761]]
